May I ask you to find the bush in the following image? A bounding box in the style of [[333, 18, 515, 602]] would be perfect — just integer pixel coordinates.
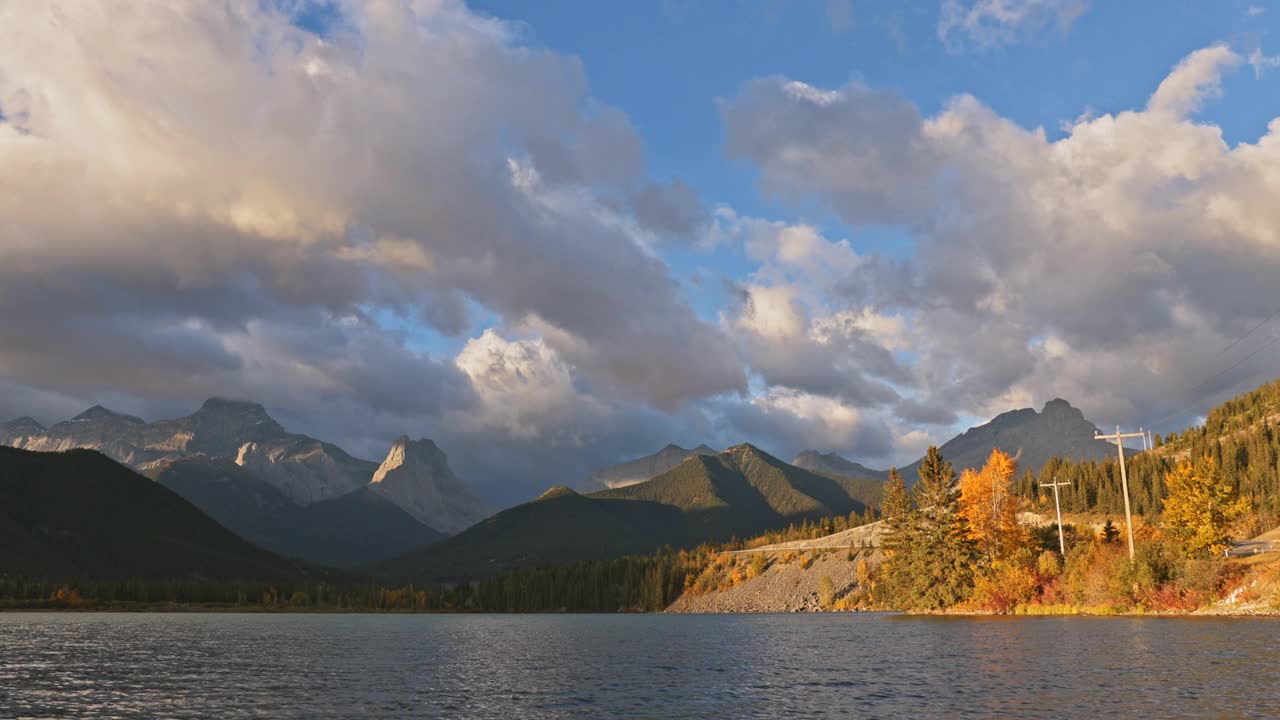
[[1036, 550, 1062, 579], [818, 576, 835, 608]]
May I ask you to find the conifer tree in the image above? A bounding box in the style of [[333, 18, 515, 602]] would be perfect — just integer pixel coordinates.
[[1100, 518, 1120, 544], [878, 447, 978, 610], [881, 467, 912, 522]]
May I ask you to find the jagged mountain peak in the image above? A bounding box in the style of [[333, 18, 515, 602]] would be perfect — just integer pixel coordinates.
[[373, 437, 447, 484], [71, 405, 144, 424], [369, 436, 492, 534]]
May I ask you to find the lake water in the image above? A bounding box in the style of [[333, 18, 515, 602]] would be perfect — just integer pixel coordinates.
[[2, 612, 1278, 718]]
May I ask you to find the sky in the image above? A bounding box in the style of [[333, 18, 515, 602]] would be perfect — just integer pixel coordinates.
[[2, 0, 1280, 504]]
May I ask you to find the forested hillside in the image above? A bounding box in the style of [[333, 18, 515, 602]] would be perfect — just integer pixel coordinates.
[[1015, 380, 1280, 534]]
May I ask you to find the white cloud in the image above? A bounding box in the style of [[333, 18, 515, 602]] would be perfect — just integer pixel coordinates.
[[1147, 44, 1242, 117], [454, 329, 606, 443], [938, 0, 1091, 51], [750, 388, 873, 453], [721, 43, 1280, 435]]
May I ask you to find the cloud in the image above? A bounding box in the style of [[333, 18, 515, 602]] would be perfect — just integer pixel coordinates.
[[1147, 44, 1242, 117], [721, 79, 938, 227], [1249, 48, 1280, 78], [938, 0, 1091, 51], [0, 0, 748, 502], [1248, 6, 1266, 17], [720, 44, 1280, 437], [453, 329, 606, 443]]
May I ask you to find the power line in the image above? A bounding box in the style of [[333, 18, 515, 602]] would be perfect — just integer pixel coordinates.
[[1213, 308, 1280, 359], [1146, 330, 1280, 432]]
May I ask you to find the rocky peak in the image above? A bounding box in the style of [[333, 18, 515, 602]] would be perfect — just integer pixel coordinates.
[[193, 397, 276, 424], [372, 436, 446, 484], [1, 416, 46, 435], [71, 405, 144, 425], [176, 397, 286, 452], [1041, 398, 1088, 423], [368, 436, 492, 535]]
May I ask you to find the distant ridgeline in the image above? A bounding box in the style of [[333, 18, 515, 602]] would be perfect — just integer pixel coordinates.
[[1013, 379, 1280, 532], [374, 443, 883, 583]]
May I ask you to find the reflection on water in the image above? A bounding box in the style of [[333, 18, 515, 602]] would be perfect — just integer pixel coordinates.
[[1, 613, 1278, 718]]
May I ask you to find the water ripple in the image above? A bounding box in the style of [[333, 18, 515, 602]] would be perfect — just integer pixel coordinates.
[[0, 613, 1278, 718]]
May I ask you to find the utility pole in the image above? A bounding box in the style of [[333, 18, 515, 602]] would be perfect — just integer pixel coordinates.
[[1040, 478, 1071, 555], [1096, 426, 1145, 561]]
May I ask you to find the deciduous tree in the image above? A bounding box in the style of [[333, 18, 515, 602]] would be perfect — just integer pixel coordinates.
[[1162, 455, 1248, 558]]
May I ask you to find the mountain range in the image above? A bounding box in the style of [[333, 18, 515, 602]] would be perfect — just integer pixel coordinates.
[[2, 394, 1128, 580], [0, 399, 492, 567], [378, 443, 884, 582]]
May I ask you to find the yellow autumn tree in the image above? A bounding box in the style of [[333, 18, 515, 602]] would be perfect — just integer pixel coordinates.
[[1162, 454, 1248, 558], [959, 449, 1025, 562]]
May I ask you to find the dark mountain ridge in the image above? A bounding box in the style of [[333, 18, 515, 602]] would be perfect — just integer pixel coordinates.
[[0, 446, 310, 581]]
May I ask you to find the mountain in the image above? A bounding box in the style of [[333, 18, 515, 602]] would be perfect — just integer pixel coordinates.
[[898, 398, 1120, 481], [0, 446, 308, 580], [6, 398, 376, 504], [377, 444, 883, 582], [0, 416, 45, 445], [581, 443, 718, 491], [146, 455, 443, 568], [0, 399, 491, 567], [369, 437, 492, 534], [791, 450, 889, 481], [795, 399, 1122, 485]]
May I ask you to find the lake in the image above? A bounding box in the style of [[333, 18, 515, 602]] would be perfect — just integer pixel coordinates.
[[1, 613, 1278, 718]]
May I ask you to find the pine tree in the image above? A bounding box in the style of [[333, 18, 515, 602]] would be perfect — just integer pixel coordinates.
[[878, 447, 978, 610], [881, 467, 912, 522], [1100, 518, 1120, 544]]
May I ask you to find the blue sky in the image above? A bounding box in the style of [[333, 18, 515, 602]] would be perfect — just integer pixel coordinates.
[[473, 0, 1277, 201]]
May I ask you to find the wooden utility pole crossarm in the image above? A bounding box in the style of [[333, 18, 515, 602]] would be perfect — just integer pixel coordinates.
[[1095, 426, 1145, 561]]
